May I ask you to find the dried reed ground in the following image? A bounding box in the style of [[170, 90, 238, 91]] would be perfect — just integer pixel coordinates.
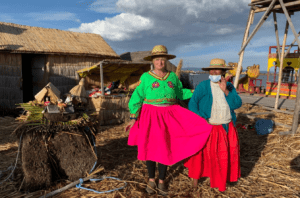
[[1, 104, 300, 197]]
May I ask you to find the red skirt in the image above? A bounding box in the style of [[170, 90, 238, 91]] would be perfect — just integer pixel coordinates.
[[184, 121, 241, 192]]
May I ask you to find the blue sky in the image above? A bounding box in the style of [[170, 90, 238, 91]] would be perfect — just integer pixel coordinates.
[[1, 0, 300, 71]]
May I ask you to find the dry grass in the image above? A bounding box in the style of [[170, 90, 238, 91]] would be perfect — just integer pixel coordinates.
[[1, 104, 300, 197]]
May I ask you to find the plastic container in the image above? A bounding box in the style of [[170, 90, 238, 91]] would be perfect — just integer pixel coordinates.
[[255, 119, 274, 135]]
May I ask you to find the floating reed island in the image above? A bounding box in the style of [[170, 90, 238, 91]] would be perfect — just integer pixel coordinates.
[[1, 103, 300, 197]]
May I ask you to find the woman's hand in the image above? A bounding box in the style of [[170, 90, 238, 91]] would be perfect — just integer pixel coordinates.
[[218, 76, 229, 96], [126, 119, 136, 132]]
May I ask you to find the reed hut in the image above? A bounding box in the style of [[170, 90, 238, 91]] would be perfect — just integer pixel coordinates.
[[76, 59, 151, 125], [0, 22, 120, 110]]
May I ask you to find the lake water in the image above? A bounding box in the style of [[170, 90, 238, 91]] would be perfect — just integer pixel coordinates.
[[188, 73, 280, 89]]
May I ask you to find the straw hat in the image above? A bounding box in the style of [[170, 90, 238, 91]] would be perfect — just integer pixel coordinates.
[[143, 45, 176, 61], [202, 58, 233, 71]]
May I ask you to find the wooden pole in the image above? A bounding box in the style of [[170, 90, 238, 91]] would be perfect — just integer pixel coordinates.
[[274, 19, 289, 110], [285, 32, 300, 56], [254, 1, 300, 13], [100, 62, 104, 96], [234, 9, 255, 88], [175, 59, 183, 78], [273, 12, 281, 61], [249, 0, 272, 6], [238, 0, 277, 55], [277, 0, 300, 134]]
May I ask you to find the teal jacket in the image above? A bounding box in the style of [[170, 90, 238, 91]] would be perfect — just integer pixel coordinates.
[[188, 80, 242, 126]]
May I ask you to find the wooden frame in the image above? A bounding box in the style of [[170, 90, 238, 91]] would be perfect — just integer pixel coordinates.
[[234, 0, 300, 135]]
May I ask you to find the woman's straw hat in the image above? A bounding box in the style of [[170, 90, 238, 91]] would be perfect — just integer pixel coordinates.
[[144, 45, 176, 61], [202, 58, 233, 71]]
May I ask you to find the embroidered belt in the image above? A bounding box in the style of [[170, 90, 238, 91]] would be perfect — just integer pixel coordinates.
[[144, 98, 176, 103], [150, 104, 173, 107]]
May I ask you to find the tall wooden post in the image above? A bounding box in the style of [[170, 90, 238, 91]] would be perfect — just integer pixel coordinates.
[[273, 12, 281, 61], [277, 0, 300, 134], [234, 9, 255, 88], [100, 62, 104, 96], [274, 19, 289, 110]]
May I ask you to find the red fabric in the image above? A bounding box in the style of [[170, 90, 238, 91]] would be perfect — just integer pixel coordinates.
[[184, 121, 241, 192]]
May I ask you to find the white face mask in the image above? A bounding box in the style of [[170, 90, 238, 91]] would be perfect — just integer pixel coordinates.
[[209, 75, 221, 82]]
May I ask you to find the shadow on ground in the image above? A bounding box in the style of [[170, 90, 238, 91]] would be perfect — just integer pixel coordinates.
[[237, 113, 275, 178]]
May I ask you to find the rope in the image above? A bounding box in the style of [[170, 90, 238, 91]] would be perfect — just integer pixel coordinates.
[[40, 125, 128, 197], [74, 127, 127, 194], [84, 126, 97, 174], [0, 133, 23, 185], [0, 166, 13, 180], [76, 177, 127, 194]]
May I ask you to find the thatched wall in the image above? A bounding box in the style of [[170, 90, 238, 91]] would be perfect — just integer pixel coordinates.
[[47, 55, 105, 95], [0, 53, 22, 109], [88, 95, 130, 125]]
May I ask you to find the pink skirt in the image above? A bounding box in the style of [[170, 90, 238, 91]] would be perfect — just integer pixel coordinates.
[[128, 104, 213, 165]]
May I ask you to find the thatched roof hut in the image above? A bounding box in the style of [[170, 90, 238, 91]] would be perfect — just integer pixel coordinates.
[[120, 51, 177, 72], [76, 59, 151, 90], [0, 22, 120, 109]]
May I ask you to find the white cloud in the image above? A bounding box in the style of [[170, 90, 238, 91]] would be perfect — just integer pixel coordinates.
[[69, 13, 153, 41], [70, 0, 250, 42], [27, 12, 80, 23], [89, 0, 121, 14], [117, 0, 249, 22]]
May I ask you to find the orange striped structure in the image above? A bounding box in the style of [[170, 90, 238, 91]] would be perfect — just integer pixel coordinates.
[[266, 46, 300, 98]]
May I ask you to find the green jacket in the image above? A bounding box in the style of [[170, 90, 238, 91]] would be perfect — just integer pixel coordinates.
[[128, 71, 194, 119]]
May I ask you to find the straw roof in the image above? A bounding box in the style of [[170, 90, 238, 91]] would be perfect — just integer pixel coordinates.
[[77, 59, 151, 83], [0, 22, 120, 58], [34, 82, 61, 103], [120, 51, 177, 72]]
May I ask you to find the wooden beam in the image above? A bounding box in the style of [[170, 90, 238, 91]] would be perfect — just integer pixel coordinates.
[[43, 55, 50, 87], [273, 12, 281, 61], [100, 61, 104, 96], [274, 19, 289, 110], [284, 31, 300, 57], [238, 0, 277, 55], [249, 0, 273, 6], [278, 0, 300, 135], [254, 1, 300, 13], [243, 112, 275, 116], [234, 9, 255, 88], [279, 0, 300, 49], [260, 105, 294, 115], [238, 113, 292, 128]]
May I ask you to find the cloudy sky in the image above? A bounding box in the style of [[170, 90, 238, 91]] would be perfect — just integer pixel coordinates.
[[1, 0, 300, 71]]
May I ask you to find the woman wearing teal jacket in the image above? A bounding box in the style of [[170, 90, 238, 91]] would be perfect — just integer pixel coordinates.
[[184, 58, 242, 192]]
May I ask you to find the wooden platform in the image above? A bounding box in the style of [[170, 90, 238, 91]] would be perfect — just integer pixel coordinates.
[[249, 0, 300, 13], [239, 93, 297, 110]]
